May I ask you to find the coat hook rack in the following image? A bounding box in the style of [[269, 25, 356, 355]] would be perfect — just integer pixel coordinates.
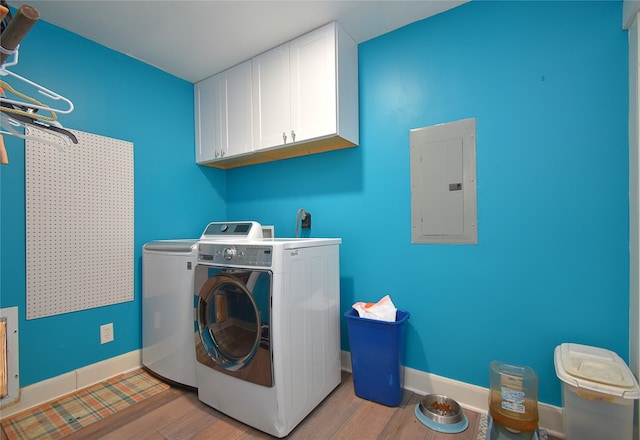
[[0, 3, 77, 164], [1, 2, 39, 164]]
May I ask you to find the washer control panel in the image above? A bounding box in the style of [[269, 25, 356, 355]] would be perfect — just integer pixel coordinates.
[[200, 221, 263, 240], [198, 243, 273, 267]]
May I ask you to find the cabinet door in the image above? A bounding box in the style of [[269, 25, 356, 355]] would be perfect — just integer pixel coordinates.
[[252, 43, 291, 151], [222, 60, 253, 157], [290, 23, 337, 143], [194, 74, 223, 163]]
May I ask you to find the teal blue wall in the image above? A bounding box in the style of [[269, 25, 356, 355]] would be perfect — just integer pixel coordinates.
[[0, 19, 226, 385], [227, 1, 629, 406], [0, 0, 629, 408]]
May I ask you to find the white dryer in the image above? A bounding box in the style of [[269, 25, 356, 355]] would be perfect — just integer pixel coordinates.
[[194, 221, 342, 438], [142, 239, 198, 387]]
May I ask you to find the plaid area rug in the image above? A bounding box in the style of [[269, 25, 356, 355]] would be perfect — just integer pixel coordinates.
[[1, 368, 170, 440]]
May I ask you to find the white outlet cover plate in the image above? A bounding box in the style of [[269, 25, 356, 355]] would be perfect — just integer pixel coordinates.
[[100, 323, 114, 344]]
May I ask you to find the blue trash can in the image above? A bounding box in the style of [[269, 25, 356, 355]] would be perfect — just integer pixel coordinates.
[[345, 308, 410, 406]]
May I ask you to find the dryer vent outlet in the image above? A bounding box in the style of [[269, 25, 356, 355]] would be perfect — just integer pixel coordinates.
[[301, 213, 311, 229]]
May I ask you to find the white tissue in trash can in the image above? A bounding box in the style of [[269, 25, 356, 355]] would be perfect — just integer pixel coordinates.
[[352, 295, 397, 322]]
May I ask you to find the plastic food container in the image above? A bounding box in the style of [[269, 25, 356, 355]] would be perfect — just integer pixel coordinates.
[[554, 343, 640, 440], [489, 360, 539, 433]]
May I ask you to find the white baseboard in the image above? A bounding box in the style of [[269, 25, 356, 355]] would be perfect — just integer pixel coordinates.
[[0, 349, 141, 419], [341, 350, 564, 438]]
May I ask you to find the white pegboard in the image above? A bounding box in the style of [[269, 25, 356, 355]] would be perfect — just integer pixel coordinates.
[[25, 127, 134, 320]]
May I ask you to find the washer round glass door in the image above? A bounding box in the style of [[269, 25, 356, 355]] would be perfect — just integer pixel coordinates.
[[195, 266, 273, 387]]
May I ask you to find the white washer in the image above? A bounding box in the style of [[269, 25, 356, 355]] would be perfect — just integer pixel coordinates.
[[142, 239, 198, 387], [194, 221, 342, 438]]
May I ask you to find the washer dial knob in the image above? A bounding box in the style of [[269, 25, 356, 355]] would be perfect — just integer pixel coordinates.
[[223, 247, 236, 260]]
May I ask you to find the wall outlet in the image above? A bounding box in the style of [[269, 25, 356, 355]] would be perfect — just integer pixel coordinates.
[[301, 212, 311, 229], [100, 323, 114, 344]]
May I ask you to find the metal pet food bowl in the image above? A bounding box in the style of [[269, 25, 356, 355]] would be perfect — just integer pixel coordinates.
[[414, 394, 469, 434]]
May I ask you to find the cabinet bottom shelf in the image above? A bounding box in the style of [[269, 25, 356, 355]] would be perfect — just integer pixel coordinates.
[[199, 135, 358, 169]]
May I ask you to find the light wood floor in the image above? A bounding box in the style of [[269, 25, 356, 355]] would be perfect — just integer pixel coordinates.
[[1, 371, 560, 440]]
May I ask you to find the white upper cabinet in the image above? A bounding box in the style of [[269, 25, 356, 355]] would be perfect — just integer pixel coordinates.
[[194, 73, 222, 163], [195, 21, 358, 169], [222, 60, 253, 157], [194, 60, 252, 164], [253, 21, 358, 153], [252, 24, 336, 150], [252, 42, 291, 150], [289, 22, 337, 145]]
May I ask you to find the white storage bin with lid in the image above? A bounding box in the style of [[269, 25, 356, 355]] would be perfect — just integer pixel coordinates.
[[554, 343, 640, 440]]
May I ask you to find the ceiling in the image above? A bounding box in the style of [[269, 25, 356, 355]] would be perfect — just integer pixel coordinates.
[[8, 0, 467, 83]]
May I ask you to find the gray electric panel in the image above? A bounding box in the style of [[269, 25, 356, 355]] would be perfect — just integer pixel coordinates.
[[410, 118, 477, 244]]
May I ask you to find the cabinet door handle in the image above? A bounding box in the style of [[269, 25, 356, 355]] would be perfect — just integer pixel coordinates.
[[282, 132, 287, 143], [215, 150, 219, 158], [221, 150, 225, 157], [291, 130, 296, 142]]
